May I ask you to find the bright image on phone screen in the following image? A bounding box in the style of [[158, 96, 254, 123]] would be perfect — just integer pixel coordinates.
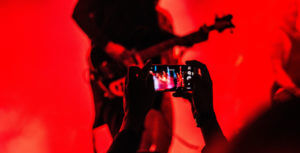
[[149, 65, 193, 92]]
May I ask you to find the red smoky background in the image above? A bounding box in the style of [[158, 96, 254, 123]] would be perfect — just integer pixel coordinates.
[[0, 0, 298, 153]]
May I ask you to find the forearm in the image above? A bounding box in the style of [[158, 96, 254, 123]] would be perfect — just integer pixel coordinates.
[[197, 112, 227, 153], [200, 115, 227, 146], [107, 129, 142, 153], [107, 114, 145, 153], [195, 112, 227, 145]]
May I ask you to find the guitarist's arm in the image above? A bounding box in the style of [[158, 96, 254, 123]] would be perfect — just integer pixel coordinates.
[[271, 31, 300, 97], [73, 0, 142, 67]]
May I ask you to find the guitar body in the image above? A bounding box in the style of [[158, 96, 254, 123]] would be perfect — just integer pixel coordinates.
[[90, 47, 128, 98]]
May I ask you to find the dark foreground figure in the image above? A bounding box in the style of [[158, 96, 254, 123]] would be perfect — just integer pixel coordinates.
[[108, 60, 300, 153], [108, 60, 227, 153]]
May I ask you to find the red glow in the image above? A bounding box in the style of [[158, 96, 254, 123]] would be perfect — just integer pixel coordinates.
[[0, 0, 297, 153]]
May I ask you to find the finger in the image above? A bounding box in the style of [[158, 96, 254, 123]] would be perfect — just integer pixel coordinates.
[[172, 87, 181, 97], [185, 60, 206, 70], [172, 91, 191, 98], [145, 72, 155, 108], [173, 92, 193, 104], [191, 74, 202, 91], [172, 92, 183, 97], [142, 59, 152, 72], [185, 60, 205, 76], [146, 72, 155, 93], [134, 52, 144, 68], [141, 59, 152, 79], [173, 88, 192, 99], [186, 60, 211, 81]]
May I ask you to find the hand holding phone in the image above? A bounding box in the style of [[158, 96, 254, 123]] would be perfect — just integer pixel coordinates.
[[172, 60, 215, 127]]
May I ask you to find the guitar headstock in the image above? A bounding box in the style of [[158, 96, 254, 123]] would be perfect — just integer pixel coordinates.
[[178, 14, 235, 47], [214, 14, 235, 32]]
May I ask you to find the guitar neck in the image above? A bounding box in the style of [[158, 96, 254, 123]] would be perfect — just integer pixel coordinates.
[[139, 25, 215, 60]]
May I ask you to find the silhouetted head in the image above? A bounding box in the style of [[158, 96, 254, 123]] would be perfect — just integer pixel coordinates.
[[225, 97, 300, 153]]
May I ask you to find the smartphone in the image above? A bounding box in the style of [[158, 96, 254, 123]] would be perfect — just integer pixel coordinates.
[[149, 65, 194, 92]]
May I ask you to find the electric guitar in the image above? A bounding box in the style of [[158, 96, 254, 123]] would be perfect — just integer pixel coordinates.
[[93, 15, 235, 98]]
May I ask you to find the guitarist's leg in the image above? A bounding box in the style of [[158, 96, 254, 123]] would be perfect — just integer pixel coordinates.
[[90, 79, 105, 128], [89, 79, 104, 153], [101, 98, 124, 137], [90, 79, 124, 137]]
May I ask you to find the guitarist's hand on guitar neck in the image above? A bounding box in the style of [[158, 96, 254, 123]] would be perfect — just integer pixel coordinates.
[[105, 41, 143, 68], [178, 25, 210, 47]]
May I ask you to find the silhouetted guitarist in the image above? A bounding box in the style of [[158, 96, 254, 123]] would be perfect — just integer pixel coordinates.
[[72, 0, 194, 152]]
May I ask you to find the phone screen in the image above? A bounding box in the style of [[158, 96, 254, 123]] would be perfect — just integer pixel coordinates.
[[149, 65, 193, 92]]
